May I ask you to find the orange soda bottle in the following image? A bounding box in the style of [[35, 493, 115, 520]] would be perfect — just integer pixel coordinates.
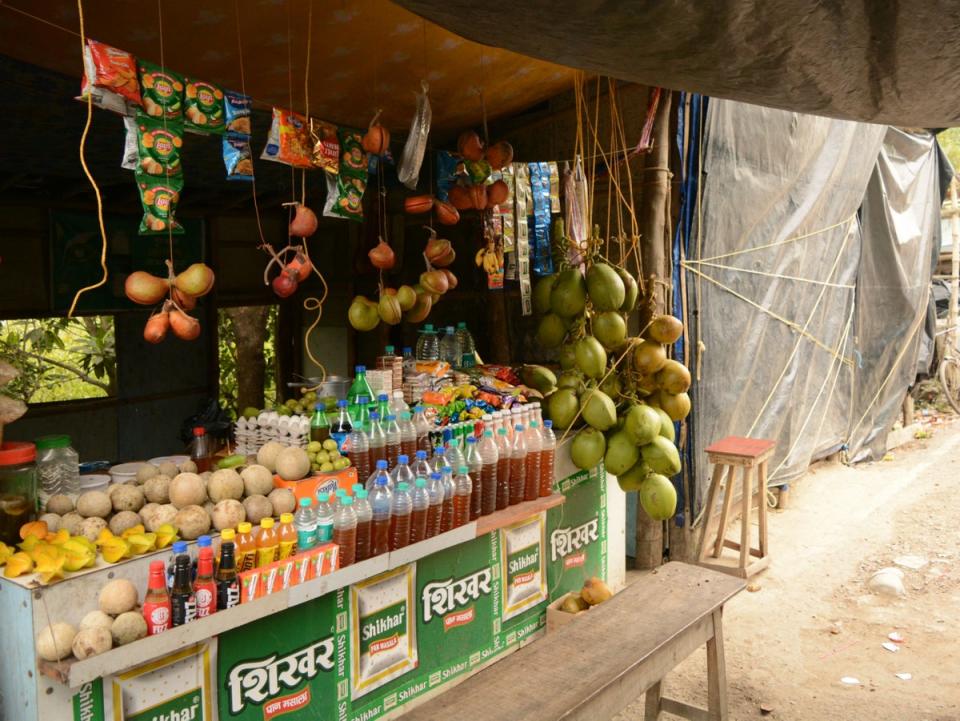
[[235, 522, 256, 572], [277, 513, 296, 559], [255, 518, 279, 567]]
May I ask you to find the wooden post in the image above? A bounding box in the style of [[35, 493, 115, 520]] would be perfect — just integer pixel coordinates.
[[635, 90, 674, 569]]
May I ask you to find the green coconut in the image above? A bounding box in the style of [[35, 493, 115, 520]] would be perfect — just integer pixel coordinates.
[[558, 344, 577, 370], [550, 269, 587, 318], [654, 406, 676, 442], [617, 267, 639, 313], [640, 436, 681, 476], [580, 388, 617, 431], [586, 263, 626, 311], [575, 336, 607, 379], [604, 431, 640, 475], [570, 427, 606, 470], [617, 461, 651, 492], [623, 403, 661, 445], [537, 313, 568, 348], [592, 312, 628, 351], [533, 274, 558, 315], [545, 388, 580, 430], [639, 473, 678, 520]]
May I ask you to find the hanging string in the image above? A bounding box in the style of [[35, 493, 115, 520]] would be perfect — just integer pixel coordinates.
[[66, 0, 108, 318], [156, 0, 178, 282]]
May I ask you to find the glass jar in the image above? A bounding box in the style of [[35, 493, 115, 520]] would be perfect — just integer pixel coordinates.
[[0, 442, 37, 545], [35, 435, 80, 504]]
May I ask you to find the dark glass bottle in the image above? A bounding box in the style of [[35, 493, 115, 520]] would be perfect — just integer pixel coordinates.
[[170, 555, 196, 626]]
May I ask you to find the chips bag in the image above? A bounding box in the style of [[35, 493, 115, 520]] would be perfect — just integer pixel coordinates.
[[223, 132, 254, 181], [136, 116, 183, 176], [260, 108, 313, 168], [136, 174, 184, 235], [183, 78, 225, 134], [323, 128, 367, 221], [121, 117, 139, 170], [310, 118, 340, 174], [224, 91, 252, 135], [79, 39, 141, 114], [138, 60, 184, 120]]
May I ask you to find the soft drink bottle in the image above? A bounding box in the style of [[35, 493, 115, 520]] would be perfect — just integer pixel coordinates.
[[478, 429, 499, 516], [170, 555, 196, 626], [412, 449, 432, 479], [495, 427, 511, 510], [369, 475, 393, 556], [366, 459, 393, 491], [384, 414, 402, 467], [215, 541, 240, 611], [216, 528, 236, 570], [390, 482, 412, 550], [315, 492, 335, 543], [410, 478, 430, 544], [391, 454, 415, 489], [294, 497, 318, 551], [277, 513, 296, 559], [398, 412, 417, 459], [452, 466, 473, 527], [539, 419, 557, 497], [367, 411, 387, 466], [256, 518, 279, 567], [333, 497, 358, 567], [354, 395, 371, 431], [144, 560, 172, 635], [446, 438, 466, 471], [194, 547, 217, 618], [310, 402, 330, 443], [353, 489, 373, 562], [464, 437, 483, 520], [191, 535, 212, 580], [167, 540, 188, 590], [330, 400, 354, 452], [235, 522, 256, 572], [524, 420, 542, 502], [412, 405, 433, 453], [426, 471, 444, 537], [439, 466, 456, 532], [509, 424, 527, 506], [348, 423, 372, 484], [189, 426, 213, 473], [348, 365, 375, 406]]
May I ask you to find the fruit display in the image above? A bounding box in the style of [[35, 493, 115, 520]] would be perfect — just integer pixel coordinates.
[[534, 251, 690, 522]]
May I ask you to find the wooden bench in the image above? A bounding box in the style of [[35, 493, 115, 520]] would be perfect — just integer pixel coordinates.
[[402, 562, 745, 721]]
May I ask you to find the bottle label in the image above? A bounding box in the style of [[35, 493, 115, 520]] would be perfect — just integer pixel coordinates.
[[256, 545, 278, 568], [171, 593, 196, 626], [297, 528, 317, 551], [194, 584, 216, 617], [239, 550, 255, 573], [331, 431, 349, 451], [317, 520, 333, 543], [144, 602, 171, 635], [278, 539, 296, 560], [216, 579, 240, 610]]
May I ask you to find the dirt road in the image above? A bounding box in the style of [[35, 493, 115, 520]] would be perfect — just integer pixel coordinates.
[[616, 420, 960, 721]]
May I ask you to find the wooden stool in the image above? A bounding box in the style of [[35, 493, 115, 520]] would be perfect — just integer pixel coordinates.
[[697, 436, 775, 578]]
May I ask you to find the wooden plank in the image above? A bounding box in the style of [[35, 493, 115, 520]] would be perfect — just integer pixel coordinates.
[[697, 464, 726, 561], [739, 466, 752, 570], [645, 681, 662, 720], [474, 494, 565, 536], [706, 610, 728, 720], [705, 437, 775, 459], [402, 563, 743, 721], [757, 461, 769, 558], [660, 697, 710, 721], [712, 466, 737, 558]]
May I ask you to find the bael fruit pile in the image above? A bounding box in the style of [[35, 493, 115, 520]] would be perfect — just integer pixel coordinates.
[[534, 256, 690, 523]]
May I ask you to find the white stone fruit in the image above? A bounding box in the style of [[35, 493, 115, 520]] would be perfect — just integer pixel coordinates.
[[111, 612, 147, 645], [61, 512, 84, 536], [242, 495, 273, 525], [45, 494, 74, 515], [268, 488, 296, 516], [142, 503, 177, 532], [135, 464, 159, 484], [208, 469, 244, 502], [157, 461, 179, 478], [211, 499, 245, 530], [78, 517, 108, 542], [111, 485, 145, 513], [76, 491, 112, 518], [169, 473, 207, 509], [108, 510, 142, 536], [143, 475, 171, 504], [179, 459, 198, 474], [36, 622, 76, 661], [99, 578, 138, 615], [39, 513, 61, 533], [174, 505, 211, 540], [72, 627, 112, 659], [79, 610, 114, 633], [275, 447, 311, 481], [256, 441, 286, 473], [241, 464, 274, 496]]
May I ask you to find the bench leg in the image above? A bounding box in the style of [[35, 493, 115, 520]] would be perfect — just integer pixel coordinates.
[[706, 609, 728, 721], [644, 681, 662, 720]]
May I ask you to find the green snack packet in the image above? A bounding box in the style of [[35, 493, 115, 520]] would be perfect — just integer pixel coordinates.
[[136, 116, 183, 176], [323, 128, 368, 221], [184, 77, 226, 134], [136, 173, 184, 235], [138, 60, 184, 120]]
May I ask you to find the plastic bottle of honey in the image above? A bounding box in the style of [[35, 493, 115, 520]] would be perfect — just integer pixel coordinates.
[[539, 419, 557, 496], [366, 459, 393, 491], [353, 488, 373, 562], [495, 427, 511, 510], [333, 496, 358, 567], [389, 482, 412, 550], [478, 429, 499, 516], [367, 412, 387, 467], [255, 518, 279, 568], [398, 412, 417, 460], [524, 421, 542, 502], [370, 475, 393, 557], [277, 512, 296, 559], [464, 437, 483, 520], [348, 423, 372, 485], [452, 466, 473, 527], [412, 405, 433, 453], [235, 522, 256, 573], [409, 478, 430, 544], [384, 414, 402, 468], [391, 454, 415, 489], [509, 425, 527, 506], [426, 471, 444, 538], [439, 465, 456, 532]]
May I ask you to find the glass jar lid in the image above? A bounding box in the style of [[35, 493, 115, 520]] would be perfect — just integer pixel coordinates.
[[35, 435, 72, 450], [0, 441, 37, 465]]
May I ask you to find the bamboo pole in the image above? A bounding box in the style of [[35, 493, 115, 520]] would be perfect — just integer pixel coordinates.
[[634, 90, 674, 569]]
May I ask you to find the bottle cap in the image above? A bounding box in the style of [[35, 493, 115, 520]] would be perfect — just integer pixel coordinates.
[[280, 513, 294, 523], [449, 439, 460, 447], [442, 465, 453, 473], [355, 365, 366, 373], [415, 477, 427, 488], [221, 528, 236, 541], [352, 483, 363, 492], [172, 540, 187, 554], [515, 424, 524, 431], [192, 426, 206, 436], [484, 430, 493, 437], [466, 436, 477, 444], [299, 497, 312, 507], [342, 496, 354, 506], [424, 324, 434, 331], [370, 411, 380, 420], [314, 402, 325, 410], [433, 447, 444, 456], [337, 399, 347, 407], [397, 482, 409, 491], [336, 489, 347, 498], [376, 476, 388, 486], [416, 450, 427, 459], [376, 459, 388, 469], [387, 414, 397, 421], [356, 489, 368, 499], [401, 412, 411, 421], [237, 522, 252, 533], [544, 420, 553, 428], [385, 345, 395, 354], [530, 421, 539, 428], [318, 491, 330, 502], [458, 465, 469, 474], [457, 321, 466, 329], [414, 405, 423, 412], [260, 517, 275, 529], [378, 393, 389, 402], [403, 346, 412, 354], [498, 427, 508, 435], [446, 326, 455, 333], [398, 454, 409, 464], [430, 471, 442, 480], [358, 395, 368, 404], [35, 434, 71, 450], [197, 535, 211, 547]]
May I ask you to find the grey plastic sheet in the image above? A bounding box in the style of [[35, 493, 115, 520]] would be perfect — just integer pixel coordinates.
[[686, 101, 943, 512]]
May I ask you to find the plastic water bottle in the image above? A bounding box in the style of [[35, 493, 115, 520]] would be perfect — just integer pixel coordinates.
[[426, 471, 444, 538], [410, 478, 430, 544], [478, 429, 499, 516], [369, 476, 393, 556], [431, 445, 448, 475], [439, 325, 460, 365], [510, 424, 527, 506], [390, 390, 410, 416], [446, 438, 466, 472], [412, 449, 432, 479], [376, 393, 391, 421], [348, 423, 372, 487], [366, 459, 392, 491], [353, 489, 373, 562], [539, 420, 557, 497], [440, 466, 456, 532], [416, 324, 440, 361], [455, 322, 476, 368], [294, 497, 318, 551], [495, 427, 512, 510], [367, 411, 387, 467], [315, 491, 335, 543], [398, 412, 417, 460], [413, 406, 433, 453], [524, 421, 543, 502], [390, 482, 412, 550], [333, 496, 358, 567], [452, 466, 473, 528], [464, 436, 483, 520], [391, 454, 415, 489], [402, 346, 416, 377], [384, 414, 402, 467]]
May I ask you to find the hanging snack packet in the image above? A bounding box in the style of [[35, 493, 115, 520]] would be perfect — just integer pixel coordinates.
[[138, 60, 184, 120], [224, 91, 252, 135], [79, 39, 141, 114], [121, 117, 139, 170], [323, 128, 367, 221], [310, 118, 340, 174], [183, 78, 226, 134], [136, 173, 184, 235], [260, 107, 313, 168], [223, 132, 254, 181], [136, 116, 183, 176]]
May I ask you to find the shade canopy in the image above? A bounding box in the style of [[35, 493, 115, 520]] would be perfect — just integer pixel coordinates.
[[394, 0, 960, 127]]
